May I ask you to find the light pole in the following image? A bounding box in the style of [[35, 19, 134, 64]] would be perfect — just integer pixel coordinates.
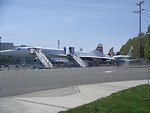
[[57, 40, 60, 49], [57, 40, 60, 67]]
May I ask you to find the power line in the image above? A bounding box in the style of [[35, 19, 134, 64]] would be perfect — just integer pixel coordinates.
[[1, 1, 136, 13], [135, 1, 144, 34]]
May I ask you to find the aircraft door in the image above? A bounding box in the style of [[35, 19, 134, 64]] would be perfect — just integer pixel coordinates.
[[69, 47, 75, 54], [64, 47, 75, 54]]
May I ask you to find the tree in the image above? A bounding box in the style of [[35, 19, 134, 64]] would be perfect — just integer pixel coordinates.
[[132, 37, 138, 59], [144, 34, 150, 60], [147, 24, 150, 33], [120, 24, 150, 60], [120, 38, 133, 55], [139, 33, 145, 58]]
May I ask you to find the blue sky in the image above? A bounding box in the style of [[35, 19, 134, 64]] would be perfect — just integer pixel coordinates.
[[0, 0, 150, 53]]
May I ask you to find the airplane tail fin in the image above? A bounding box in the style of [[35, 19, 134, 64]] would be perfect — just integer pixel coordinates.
[[108, 47, 115, 57], [91, 43, 104, 55], [128, 45, 133, 57]]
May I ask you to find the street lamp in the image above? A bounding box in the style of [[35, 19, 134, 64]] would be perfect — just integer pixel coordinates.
[[57, 40, 60, 49], [138, 32, 150, 66], [57, 40, 60, 67]]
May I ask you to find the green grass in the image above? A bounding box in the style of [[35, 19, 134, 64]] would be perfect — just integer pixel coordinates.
[[59, 84, 150, 113]]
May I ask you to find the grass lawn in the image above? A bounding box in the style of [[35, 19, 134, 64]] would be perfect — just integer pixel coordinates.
[[59, 84, 150, 113]]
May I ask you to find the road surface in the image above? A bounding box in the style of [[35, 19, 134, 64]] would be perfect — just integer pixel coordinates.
[[0, 66, 148, 97]]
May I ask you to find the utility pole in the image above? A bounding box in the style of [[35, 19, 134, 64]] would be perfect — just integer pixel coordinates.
[[135, 1, 144, 66]]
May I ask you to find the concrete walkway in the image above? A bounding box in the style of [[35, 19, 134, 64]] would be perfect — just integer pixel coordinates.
[[0, 80, 148, 113]]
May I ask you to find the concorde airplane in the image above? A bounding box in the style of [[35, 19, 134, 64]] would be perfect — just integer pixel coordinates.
[[0, 43, 113, 68], [108, 46, 137, 62]]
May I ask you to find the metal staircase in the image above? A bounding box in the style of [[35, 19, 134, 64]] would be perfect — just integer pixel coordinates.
[[70, 53, 86, 67], [64, 47, 86, 67], [34, 49, 53, 69]]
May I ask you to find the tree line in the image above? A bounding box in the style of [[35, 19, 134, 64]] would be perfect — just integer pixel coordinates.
[[120, 24, 150, 61]]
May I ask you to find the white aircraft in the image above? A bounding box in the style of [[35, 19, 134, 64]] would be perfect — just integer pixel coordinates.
[[0, 43, 113, 68], [77, 44, 111, 59], [108, 46, 137, 62], [0, 46, 66, 57]]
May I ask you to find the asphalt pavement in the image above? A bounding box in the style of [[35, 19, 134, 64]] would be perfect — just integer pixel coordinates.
[[0, 66, 149, 97], [0, 80, 148, 113]]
